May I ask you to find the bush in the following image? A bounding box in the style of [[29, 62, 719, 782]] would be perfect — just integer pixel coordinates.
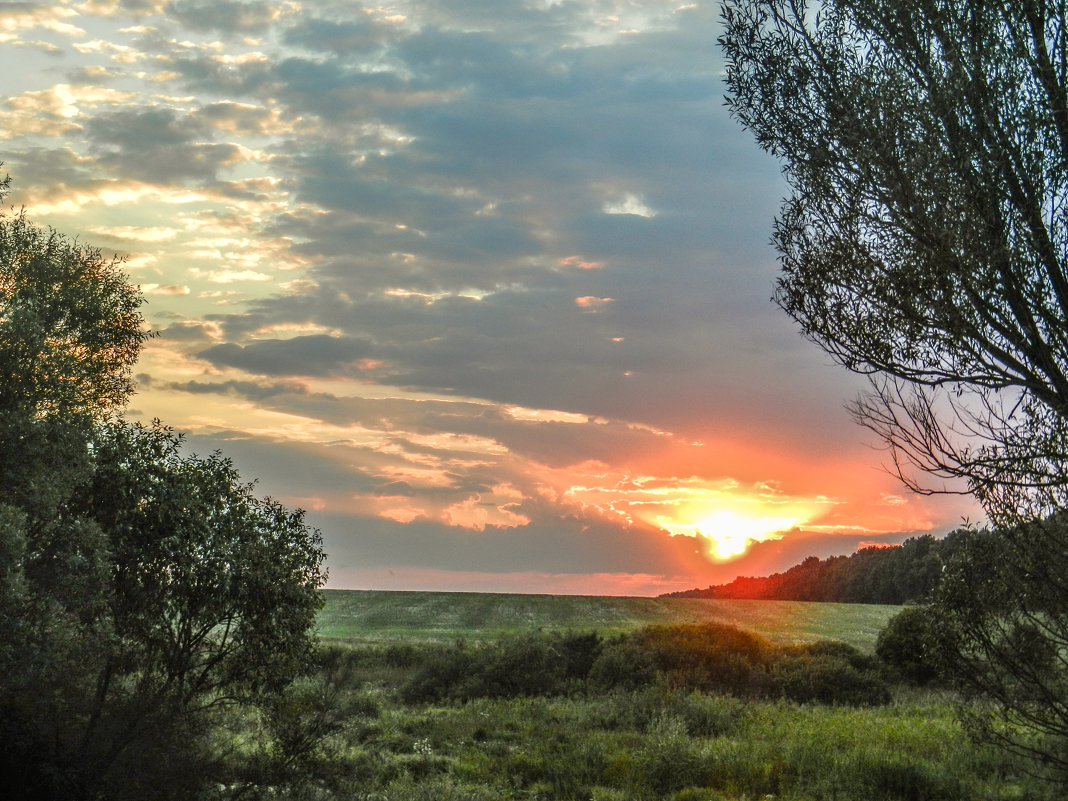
[[401, 624, 893, 708], [588, 638, 660, 692], [876, 605, 942, 686], [399, 632, 605, 703], [558, 631, 604, 680], [774, 652, 892, 706], [626, 622, 775, 696], [460, 635, 564, 698], [771, 641, 891, 706], [399, 642, 479, 703]]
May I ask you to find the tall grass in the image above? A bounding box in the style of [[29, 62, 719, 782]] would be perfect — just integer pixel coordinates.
[[284, 625, 1052, 801], [318, 688, 1049, 801]]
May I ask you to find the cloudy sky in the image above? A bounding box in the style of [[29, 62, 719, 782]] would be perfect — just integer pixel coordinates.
[[2, 0, 976, 595]]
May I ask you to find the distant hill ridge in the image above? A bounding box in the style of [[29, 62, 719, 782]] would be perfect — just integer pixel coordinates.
[[661, 530, 974, 604]]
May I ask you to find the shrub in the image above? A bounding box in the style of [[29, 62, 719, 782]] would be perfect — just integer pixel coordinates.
[[774, 652, 892, 706], [383, 643, 422, 669], [623, 622, 775, 697], [558, 631, 604, 680], [773, 641, 892, 706], [876, 605, 942, 686], [588, 638, 660, 692], [398, 632, 604, 703], [399, 642, 479, 703], [458, 635, 564, 699]]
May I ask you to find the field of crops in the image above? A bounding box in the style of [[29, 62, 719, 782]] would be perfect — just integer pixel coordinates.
[[316, 590, 900, 650]]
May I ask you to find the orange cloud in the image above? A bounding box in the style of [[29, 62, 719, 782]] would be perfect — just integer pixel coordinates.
[[559, 255, 605, 270], [575, 296, 614, 311]]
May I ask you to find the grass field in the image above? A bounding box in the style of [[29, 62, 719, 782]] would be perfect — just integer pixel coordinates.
[[299, 591, 1054, 800], [317, 590, 901, 650]]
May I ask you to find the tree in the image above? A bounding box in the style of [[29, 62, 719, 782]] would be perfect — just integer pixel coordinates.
[[0, 168, 148, 514], [0, 421, 327, 800], [0, 179, 147, 422], [929, 519, 1068, 777], [1, 423, 328, 799], [0, 180, 330, 799], [875, 605, 941, 686], [720, 0, 1068, 526], [721, 0, 1068, 779]]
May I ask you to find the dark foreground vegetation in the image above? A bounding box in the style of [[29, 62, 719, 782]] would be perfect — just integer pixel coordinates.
[[210, 620, 1053, 801], [397, 622, 890, 706], [665, 531, 973, 604], [0, 173, 327, 800]]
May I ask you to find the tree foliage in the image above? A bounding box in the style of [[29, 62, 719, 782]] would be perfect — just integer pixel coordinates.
[[928, 519, 1068, 779], [875, 605, 942, 686], [0, 181, 147, 423], [0, 422, 327, 800], [721, 0, 1068, 781], [0, 177, 329, 799], [665, 532, 973, 604], [721, 0, 1068, 525]]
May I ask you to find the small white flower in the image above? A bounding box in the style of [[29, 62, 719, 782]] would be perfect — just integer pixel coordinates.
[[413, 738, 433, 757]]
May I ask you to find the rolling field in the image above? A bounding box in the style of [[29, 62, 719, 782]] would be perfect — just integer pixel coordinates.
[[299, 592, 1054, 799], [316, 590, 901, 650]]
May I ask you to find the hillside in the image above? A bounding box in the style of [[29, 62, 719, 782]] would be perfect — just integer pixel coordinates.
[[316, 590, 900, 650], [663, 530, 974, 604]]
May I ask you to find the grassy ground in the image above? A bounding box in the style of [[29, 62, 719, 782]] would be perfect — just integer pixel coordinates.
[[287, 594, 1055, 800], [326, 689, 1043, 801], [283, 640, 1052, 801], [316, 590, 900, 650]]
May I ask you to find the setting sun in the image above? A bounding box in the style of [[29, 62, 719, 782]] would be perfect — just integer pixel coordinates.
[[0, 0, 979, 599], [657, 507, 809, 560]]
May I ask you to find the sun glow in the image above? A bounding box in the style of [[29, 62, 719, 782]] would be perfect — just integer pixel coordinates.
[[658, 508, 809, 561]]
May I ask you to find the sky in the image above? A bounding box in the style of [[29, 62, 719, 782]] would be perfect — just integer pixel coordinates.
[[1, 0, 978, 595]]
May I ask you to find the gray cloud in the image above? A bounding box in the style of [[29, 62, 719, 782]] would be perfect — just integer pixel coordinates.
[[165, 0, 279, 33], [0, 0, 975, 592], [197, 334, 376, 377], [164, 378, 311, 401], [282, 17, 386, 55], [85, 107, 237, 184]]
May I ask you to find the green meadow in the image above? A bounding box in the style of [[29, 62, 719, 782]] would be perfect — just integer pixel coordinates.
[[316, 590, 899, 649], [295, 592, 1055, 800]]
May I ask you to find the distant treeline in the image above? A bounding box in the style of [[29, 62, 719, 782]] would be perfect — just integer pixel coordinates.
[[663, 530, 975, 605]]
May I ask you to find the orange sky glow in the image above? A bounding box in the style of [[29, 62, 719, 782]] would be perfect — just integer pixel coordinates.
[[0, 0, 979, 595]]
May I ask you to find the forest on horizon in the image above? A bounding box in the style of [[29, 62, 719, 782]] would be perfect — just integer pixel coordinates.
[[663, 531, 974, 605]]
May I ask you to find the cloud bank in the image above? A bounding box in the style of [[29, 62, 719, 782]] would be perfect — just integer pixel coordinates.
[[0, 0, 977, 593]]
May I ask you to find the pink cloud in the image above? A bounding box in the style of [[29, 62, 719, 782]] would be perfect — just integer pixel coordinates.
[[575, 296, 614, 311], [559, 255, 605, 270]]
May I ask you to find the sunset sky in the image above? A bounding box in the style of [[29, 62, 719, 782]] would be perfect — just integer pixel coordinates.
[[1, 0, 978, 595]]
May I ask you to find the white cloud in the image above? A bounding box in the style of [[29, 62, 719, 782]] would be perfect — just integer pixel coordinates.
[[141, 283, 191, 295], [190, 268, 272, 283], [602, 192, 657, 217], [72, 39, 143, 63], [0, 5, 85, 40], [88, 225, 178, 242]]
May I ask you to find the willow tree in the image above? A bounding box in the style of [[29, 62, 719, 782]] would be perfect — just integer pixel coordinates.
[[721, 0, 1068, 778], [721, 0, 1068, 523]]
